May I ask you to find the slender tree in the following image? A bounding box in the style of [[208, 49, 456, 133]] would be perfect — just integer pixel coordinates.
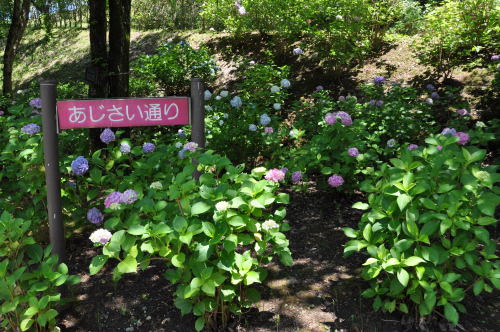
[[2, 0, 31, 96], [108, 0, 131, 98]]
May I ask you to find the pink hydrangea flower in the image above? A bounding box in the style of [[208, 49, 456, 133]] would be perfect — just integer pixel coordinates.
[[265, 169, 285, 182], [437, 145, 443, 150], [264, 127, 274, 134], [184, 142, 199, 151]]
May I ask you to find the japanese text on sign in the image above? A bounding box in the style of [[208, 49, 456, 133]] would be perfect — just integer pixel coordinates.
[[57, 98, 190, 130]]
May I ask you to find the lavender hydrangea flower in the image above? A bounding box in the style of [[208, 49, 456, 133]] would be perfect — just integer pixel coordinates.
[[293, 47, 303, 55], [71, 156, 89, 175], [369, 100, 376, 106], [441, 128, 457, 136], [491, 55, 499, 61], [184, 142, 198, 151], [291, 171, 302, 183], [316, 85, 324, 91], [387, 139, 397, 148], [281, 79, 291, 88], [120, 142, 131, 154], [100, 128, 115, 144], [89, 229, 112, 245], [104, 192, 122, 209], [348, 148, 359, 157], [265, 169, 285, 182], [230, 96, 242, 108], [87, 208, 104, 225], [437, 145, 443, 151], [270, 85, 280, 93], [21, 123, 40, 135], [328, 174, 344, 187], [426, 84, 436, 91], [457, 109, 468, 116], [249, 124, 257, 131], [29, 98, 42, 109], [373, 76, 385, 84], [234, 1, 246, 15], [143, 142, 155, 153], [0, 110, 4, 116], [121, 189, 138, 204], [325, 113, 336, 125], [260, 114, 271, 126], [264, 127, 274, 134], [408, 144, 418, 151]]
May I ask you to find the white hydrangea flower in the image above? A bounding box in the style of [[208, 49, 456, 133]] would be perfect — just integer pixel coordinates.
[[271, 86, 280, 93], [175, 142, 183, 149], [216, 96, 222, 100], [205, 105, 213, 111], [336, 15, 343, 20], [215, 201, 230, 211], [262, 219, 279, 230], [219, 120, 224, 125], [476, 121, 486, 128], [273, 103, 281, 110], [223, 113, 229, 118], [150, 181, 163, 190], [89, 229, 112, 244], [220, 90, 229, 98], [204, 90, 212, 101]]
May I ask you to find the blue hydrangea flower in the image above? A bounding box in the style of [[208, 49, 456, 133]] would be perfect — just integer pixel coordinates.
[[204, 90, 212, 100], [29, 98, 42, 109], [71, 156, 89, 175], [259, 114, 271, 126], [249, 124, 257, 131], [230, 96, 242, 108], [280, 79, 291, 88], [100, 128, 115, 144], [178, 148, 187, 159], [293, 47, 303, 55], [21, 123, 40, 135], [178, 129, 186, 138], [373, 76, 385, 84], [143, 143, 155, 153], [87, 208, 104, 225]]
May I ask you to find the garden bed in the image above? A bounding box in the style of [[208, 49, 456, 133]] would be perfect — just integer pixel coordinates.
[[59, 188, 500, 332]]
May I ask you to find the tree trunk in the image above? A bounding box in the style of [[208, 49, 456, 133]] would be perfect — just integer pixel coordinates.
[[88, 0, 109, 150], [2, 0, 31, 96], [108, 0, 131, 98]]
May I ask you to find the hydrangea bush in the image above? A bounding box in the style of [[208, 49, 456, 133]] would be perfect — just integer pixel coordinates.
[[343, 134, 500, 324]]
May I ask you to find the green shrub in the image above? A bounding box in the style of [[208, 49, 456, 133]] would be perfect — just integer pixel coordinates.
[[0, 212, 80, 331], [343, 133, 500, 325]]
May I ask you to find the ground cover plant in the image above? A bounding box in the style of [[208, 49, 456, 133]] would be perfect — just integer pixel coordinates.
[[0, 1, 499, 331]]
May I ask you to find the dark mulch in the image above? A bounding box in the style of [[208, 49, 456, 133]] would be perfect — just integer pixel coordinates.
[[59, 187, 500, 332]]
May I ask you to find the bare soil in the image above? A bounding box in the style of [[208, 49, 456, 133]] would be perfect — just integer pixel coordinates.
[[59, 187, 500, 332]]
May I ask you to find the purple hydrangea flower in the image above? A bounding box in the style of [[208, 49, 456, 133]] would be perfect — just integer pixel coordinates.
[[369, 100, 376, 106], [29, 98, 42, 109], [456, 132, 469, 145], [0, 110, 4, 116], [328, 174, 344, 187], [143, 143, 155, 153], [87, 208, 104, 225], [100, 128, 115, 144], [348, 147, 359, 157], [21, 123, 40, 135], [293, 47, 303, 55], [315, 85, 324, 91], [291, 171, 302, 183], [426, 84, 436, 91], [491, 55, 499, 61], [71, 156, 89, 175], [336, 111, 352, 126], [184, 142, 198, 151], [120, 142, 131, 154], [121, 189, 138, 204], [373, 76, 385, 84], [376, 100, 384, 107], [265, 169, 286, 182], [408, 144, 418, 151], [325, 113, 336, 125], [281, 168, 288, 174], [431, 92, 440, 99], [104, 192, 122, 208], [457, 109, 468, 116]]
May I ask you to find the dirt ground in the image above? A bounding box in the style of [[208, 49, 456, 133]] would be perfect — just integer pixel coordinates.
[[59, 187, 500, 332]]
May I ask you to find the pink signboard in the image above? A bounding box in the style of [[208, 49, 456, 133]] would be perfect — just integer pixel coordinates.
[[57, 97, 190, 130]]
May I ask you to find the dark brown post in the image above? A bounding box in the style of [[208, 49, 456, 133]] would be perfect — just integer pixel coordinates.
[[40, 80, 65, 263], [190, 78, 205, 180]]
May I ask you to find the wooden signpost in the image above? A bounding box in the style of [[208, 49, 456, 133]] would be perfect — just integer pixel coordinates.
[[40, 78, 205, 263]]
